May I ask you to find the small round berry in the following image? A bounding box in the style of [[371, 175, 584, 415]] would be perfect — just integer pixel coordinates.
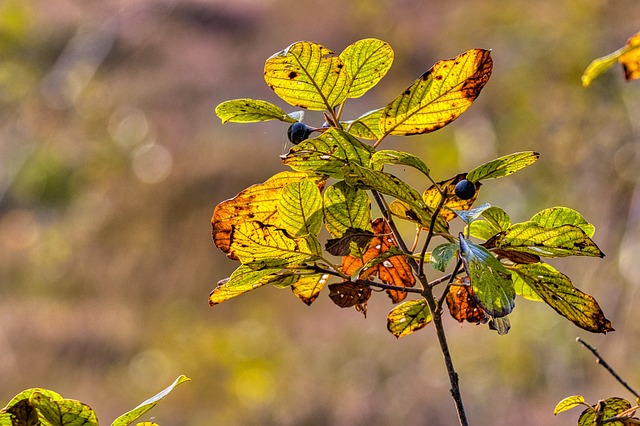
[[287, 122, 312, 144], [455, 179, 476, 200]]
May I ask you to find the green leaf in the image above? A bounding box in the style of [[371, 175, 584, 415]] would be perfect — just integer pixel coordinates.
[[553, 395, 587, 415], [291, 273, 329, 306], [512, 273, 543, 301], [342, 163, 448, 233], [370, 150, 431, 177], [459, 235, 515, 317], [430, 243, 458, 272], [2, 388, 66, 426], [582, 32, 640, 87], [210, 265, 284, 305], [467, 220, 500, 241], [323, 181, 372, 238], [509, 263, 614, 333], [577, 397, 632, 426], [277, 180, 323, 237], [264, 41, 349, 110], [30, 392, 98, 426], [387, 299, 432, 338], [215, 99, 296, 124], [466, 151, 539, 182], [2, 389, 64, 413], [228, 221, 316, 269], [340, 38, 394, 98], [380, 49, 492, 136], [496, 222, 604, 258], [343, 108, 384, 140], [530, 207, 595, 238], [281, 128, 375, 179], [111, 375, 190, 426]]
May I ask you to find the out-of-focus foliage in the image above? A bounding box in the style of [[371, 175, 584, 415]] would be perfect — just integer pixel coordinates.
[[582, 31, 640, 87], [1, 0, 640, 425], [0, 376, 188, 426]]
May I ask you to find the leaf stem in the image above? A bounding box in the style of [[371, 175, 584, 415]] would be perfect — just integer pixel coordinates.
[[418, 193, 448, 279], [371, 189, 469, 426], [577, 338, 640, 399]]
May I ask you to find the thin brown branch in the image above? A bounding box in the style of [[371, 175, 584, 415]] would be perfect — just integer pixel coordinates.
[[577, 338, 640, 399]]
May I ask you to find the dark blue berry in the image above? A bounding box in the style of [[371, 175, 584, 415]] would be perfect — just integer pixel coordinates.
[[287, 122, 312, 144], [455, 179, 476, 200]]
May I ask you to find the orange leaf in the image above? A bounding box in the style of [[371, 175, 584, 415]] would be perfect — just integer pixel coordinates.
[[620, 32, 640, 81], [445, 278, 488, 323], [341, 218, 415, 303]]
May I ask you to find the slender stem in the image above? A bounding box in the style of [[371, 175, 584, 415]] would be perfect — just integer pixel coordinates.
[[360, 279, 424, 294], [418, 194, 448, 278], [371, 189, 469, 426], [577, 338, 640, 399]]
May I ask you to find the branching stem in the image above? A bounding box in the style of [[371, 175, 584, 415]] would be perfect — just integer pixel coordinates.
[[371, 189, 468, 426]]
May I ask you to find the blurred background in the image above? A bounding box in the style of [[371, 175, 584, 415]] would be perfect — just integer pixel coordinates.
[[0, 0, 639, 424]]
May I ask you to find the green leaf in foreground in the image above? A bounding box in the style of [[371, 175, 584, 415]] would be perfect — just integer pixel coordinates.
[[553, 395, 588, 415], [215, 99, 297, 123], [577, 397, 632, 426], [264, 41, 349, 110], [111, 375, 190, 426], [30, 392, 98, 426], [510, 263, 613, 333], [380, 48, 492, 136], [323, 180, 372, 238], [459, 235, 515, 317], [387, 299, 432, 338], [281, 128, 375, 179], [340, 38, 394, 99], [466, 151, 539, 182]]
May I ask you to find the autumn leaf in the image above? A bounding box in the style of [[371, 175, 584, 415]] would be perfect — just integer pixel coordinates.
[[341, 218, 415, 303], [582, 32, 640, 87], [423, 173, 481, 221], [387, 299, 432, 338], [264, 41, 349, 110], [212, 172, 325, 257], [445, 278, 488, 324], [576, 397, 633, 426], [509, 262, 613, 333], [291, 273, 330, 306], [328, 280, 372, 316], [553, 395, 588, 415], [277, 179, 324, 237], [379, 49, 492, 136]]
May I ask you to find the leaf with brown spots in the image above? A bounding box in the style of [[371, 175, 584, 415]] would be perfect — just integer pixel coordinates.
[[509, 263, 614, 333], [212, 172, 325, 258], [341, 218, 415, 303], [291, 273, 330, 306], [264, 41, 350, 111], [423, 173, 481, 221], [379, 49, 492, 136], [445, 278, 488, 324], [328, 280, 372, 316]]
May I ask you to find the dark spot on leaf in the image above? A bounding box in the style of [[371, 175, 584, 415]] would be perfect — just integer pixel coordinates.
[[403, 89, 411, 95], [434, 75, 443, 80], [337, 63, 344, 69], [288, 71, 298, 79]]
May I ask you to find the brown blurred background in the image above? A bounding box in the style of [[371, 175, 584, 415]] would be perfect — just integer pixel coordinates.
[[1, 0, 639, 425]]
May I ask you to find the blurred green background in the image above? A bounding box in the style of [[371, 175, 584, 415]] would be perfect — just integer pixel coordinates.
[[1, 0, 639, 425]]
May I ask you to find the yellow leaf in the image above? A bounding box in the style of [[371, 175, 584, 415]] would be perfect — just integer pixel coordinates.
[[380, 49, 492, 136], [264, 41, 349, 110]]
